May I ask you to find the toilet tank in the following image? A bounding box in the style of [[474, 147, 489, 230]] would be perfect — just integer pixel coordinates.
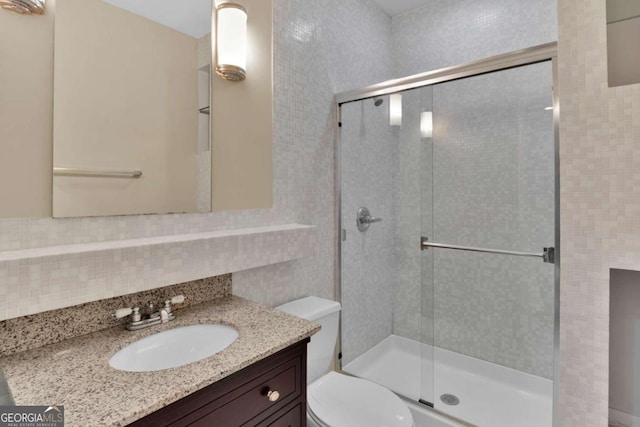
[[276, 296, 341, 384]]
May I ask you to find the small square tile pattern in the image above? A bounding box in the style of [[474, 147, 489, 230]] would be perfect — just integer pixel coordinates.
[[558, 1, 640, 426], [0, 225, 318, 320]]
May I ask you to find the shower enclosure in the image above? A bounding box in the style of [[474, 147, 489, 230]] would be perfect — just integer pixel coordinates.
[[337, 44, 559, 427]]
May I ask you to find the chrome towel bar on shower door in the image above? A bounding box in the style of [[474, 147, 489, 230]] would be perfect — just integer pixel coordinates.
[[420, 237, 555, 264]]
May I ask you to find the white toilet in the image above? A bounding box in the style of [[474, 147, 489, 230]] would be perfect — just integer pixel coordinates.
[[277, 296, 415, 427]]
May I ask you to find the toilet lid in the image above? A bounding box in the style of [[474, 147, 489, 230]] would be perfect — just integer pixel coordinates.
[[308, 372, 413, 427]]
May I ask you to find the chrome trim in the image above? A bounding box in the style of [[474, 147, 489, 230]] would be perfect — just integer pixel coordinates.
[[53, 167, 142, 178], [552, 55, 561, 427], [335, 99, 344, 370], [420, 237, 555, 264], [216, 2, 246, 13], [215, 64, 246, 82], [335, 43, 558, 105], [0, 0, 44, 14]]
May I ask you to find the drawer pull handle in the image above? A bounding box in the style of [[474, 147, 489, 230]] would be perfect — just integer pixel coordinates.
[[267, 390, 280, 402]]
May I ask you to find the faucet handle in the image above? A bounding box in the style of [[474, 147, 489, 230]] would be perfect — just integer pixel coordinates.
[[114, 307, 142, 322], [114, 307, 132, 319], [164, 299, 172, 314], [170, 295, 185, 305]]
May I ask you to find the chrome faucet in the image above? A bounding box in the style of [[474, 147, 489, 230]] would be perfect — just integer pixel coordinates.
[[115, 295, 185, 331]]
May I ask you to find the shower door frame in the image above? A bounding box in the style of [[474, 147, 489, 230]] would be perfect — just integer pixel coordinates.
[[335, 42, 561, 426]]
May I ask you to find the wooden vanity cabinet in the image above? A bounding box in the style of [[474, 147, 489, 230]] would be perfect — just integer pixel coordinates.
[[130, 338, 309, 427]]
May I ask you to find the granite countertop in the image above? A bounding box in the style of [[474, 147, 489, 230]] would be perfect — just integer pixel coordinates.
[[0, 296, 320, 426]]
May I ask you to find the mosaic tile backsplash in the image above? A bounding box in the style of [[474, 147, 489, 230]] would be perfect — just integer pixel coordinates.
[[0, 224, 317, 320], [0, 275, 231, 357]]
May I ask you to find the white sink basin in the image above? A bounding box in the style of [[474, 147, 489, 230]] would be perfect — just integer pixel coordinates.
[[109, 324, 238, 372]]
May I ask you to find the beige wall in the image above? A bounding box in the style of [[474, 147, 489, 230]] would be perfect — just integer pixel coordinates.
[[558, 0, 640, 426], [0, 1, 54, 217], [53, 0, 198, 217], [211, 0, 273, 211]]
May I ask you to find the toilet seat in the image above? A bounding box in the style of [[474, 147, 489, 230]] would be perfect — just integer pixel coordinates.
[[308, 371, 414, 427]]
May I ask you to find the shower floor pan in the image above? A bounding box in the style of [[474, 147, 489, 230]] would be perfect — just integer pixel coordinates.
[[343, 335, 552, 427]]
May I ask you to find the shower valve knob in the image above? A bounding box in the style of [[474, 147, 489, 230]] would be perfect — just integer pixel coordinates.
[[357, 207, 382, 232]]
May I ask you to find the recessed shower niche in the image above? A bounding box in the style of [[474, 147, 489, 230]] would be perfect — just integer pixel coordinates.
[[609, 269, 640, 427], [606, 0, 640, 87]]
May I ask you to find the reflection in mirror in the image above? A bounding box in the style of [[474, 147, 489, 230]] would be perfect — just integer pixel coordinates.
[[53, 0, 212, 217]]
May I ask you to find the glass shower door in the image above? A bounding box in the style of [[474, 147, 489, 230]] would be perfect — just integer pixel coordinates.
[[339, 90, 432, 405], [423, 61, 556, 427]]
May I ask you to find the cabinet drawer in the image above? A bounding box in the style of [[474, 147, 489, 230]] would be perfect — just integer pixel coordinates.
[[189, 358, 301, 425], [255, 402, 303, 427]]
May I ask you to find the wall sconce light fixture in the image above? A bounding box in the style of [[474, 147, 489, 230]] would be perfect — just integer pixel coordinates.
[[390, 94, 402, 126], [1, 0, 44, 14], [215, 3, 247, 82], [421, 112, 433, 138]]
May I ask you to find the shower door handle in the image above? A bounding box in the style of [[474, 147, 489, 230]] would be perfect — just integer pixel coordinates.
[[357, 207, 382, 232]]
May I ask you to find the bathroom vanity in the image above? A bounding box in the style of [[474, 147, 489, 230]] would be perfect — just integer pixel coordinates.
[[131, 339, 307, 426], [0, 296, 319, 426]]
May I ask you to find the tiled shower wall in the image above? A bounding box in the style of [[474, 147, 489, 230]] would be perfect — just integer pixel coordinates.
[[558, 1, 640, 426], [390, 0, 558, 378], [433, 64, 555, 378], [391, 0, 558, 77], [0, 0, 391, 315], [393, 65, 555, 379], [340, 97, 396, 365]]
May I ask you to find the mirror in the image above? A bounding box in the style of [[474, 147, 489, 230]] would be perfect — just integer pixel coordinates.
[[53, 0, 212, 217], [0, 0, 273, 219]]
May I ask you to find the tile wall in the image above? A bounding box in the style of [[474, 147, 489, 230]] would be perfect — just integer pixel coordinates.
[[0, 225, 317, 319], [391, 0, 558, 77], [558, 1, 640, 425]]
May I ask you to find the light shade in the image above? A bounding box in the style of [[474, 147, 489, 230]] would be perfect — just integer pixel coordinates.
[[421, 111, 433, 138], [390, 94, 402, 126], [215, 3, 247, 81]]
